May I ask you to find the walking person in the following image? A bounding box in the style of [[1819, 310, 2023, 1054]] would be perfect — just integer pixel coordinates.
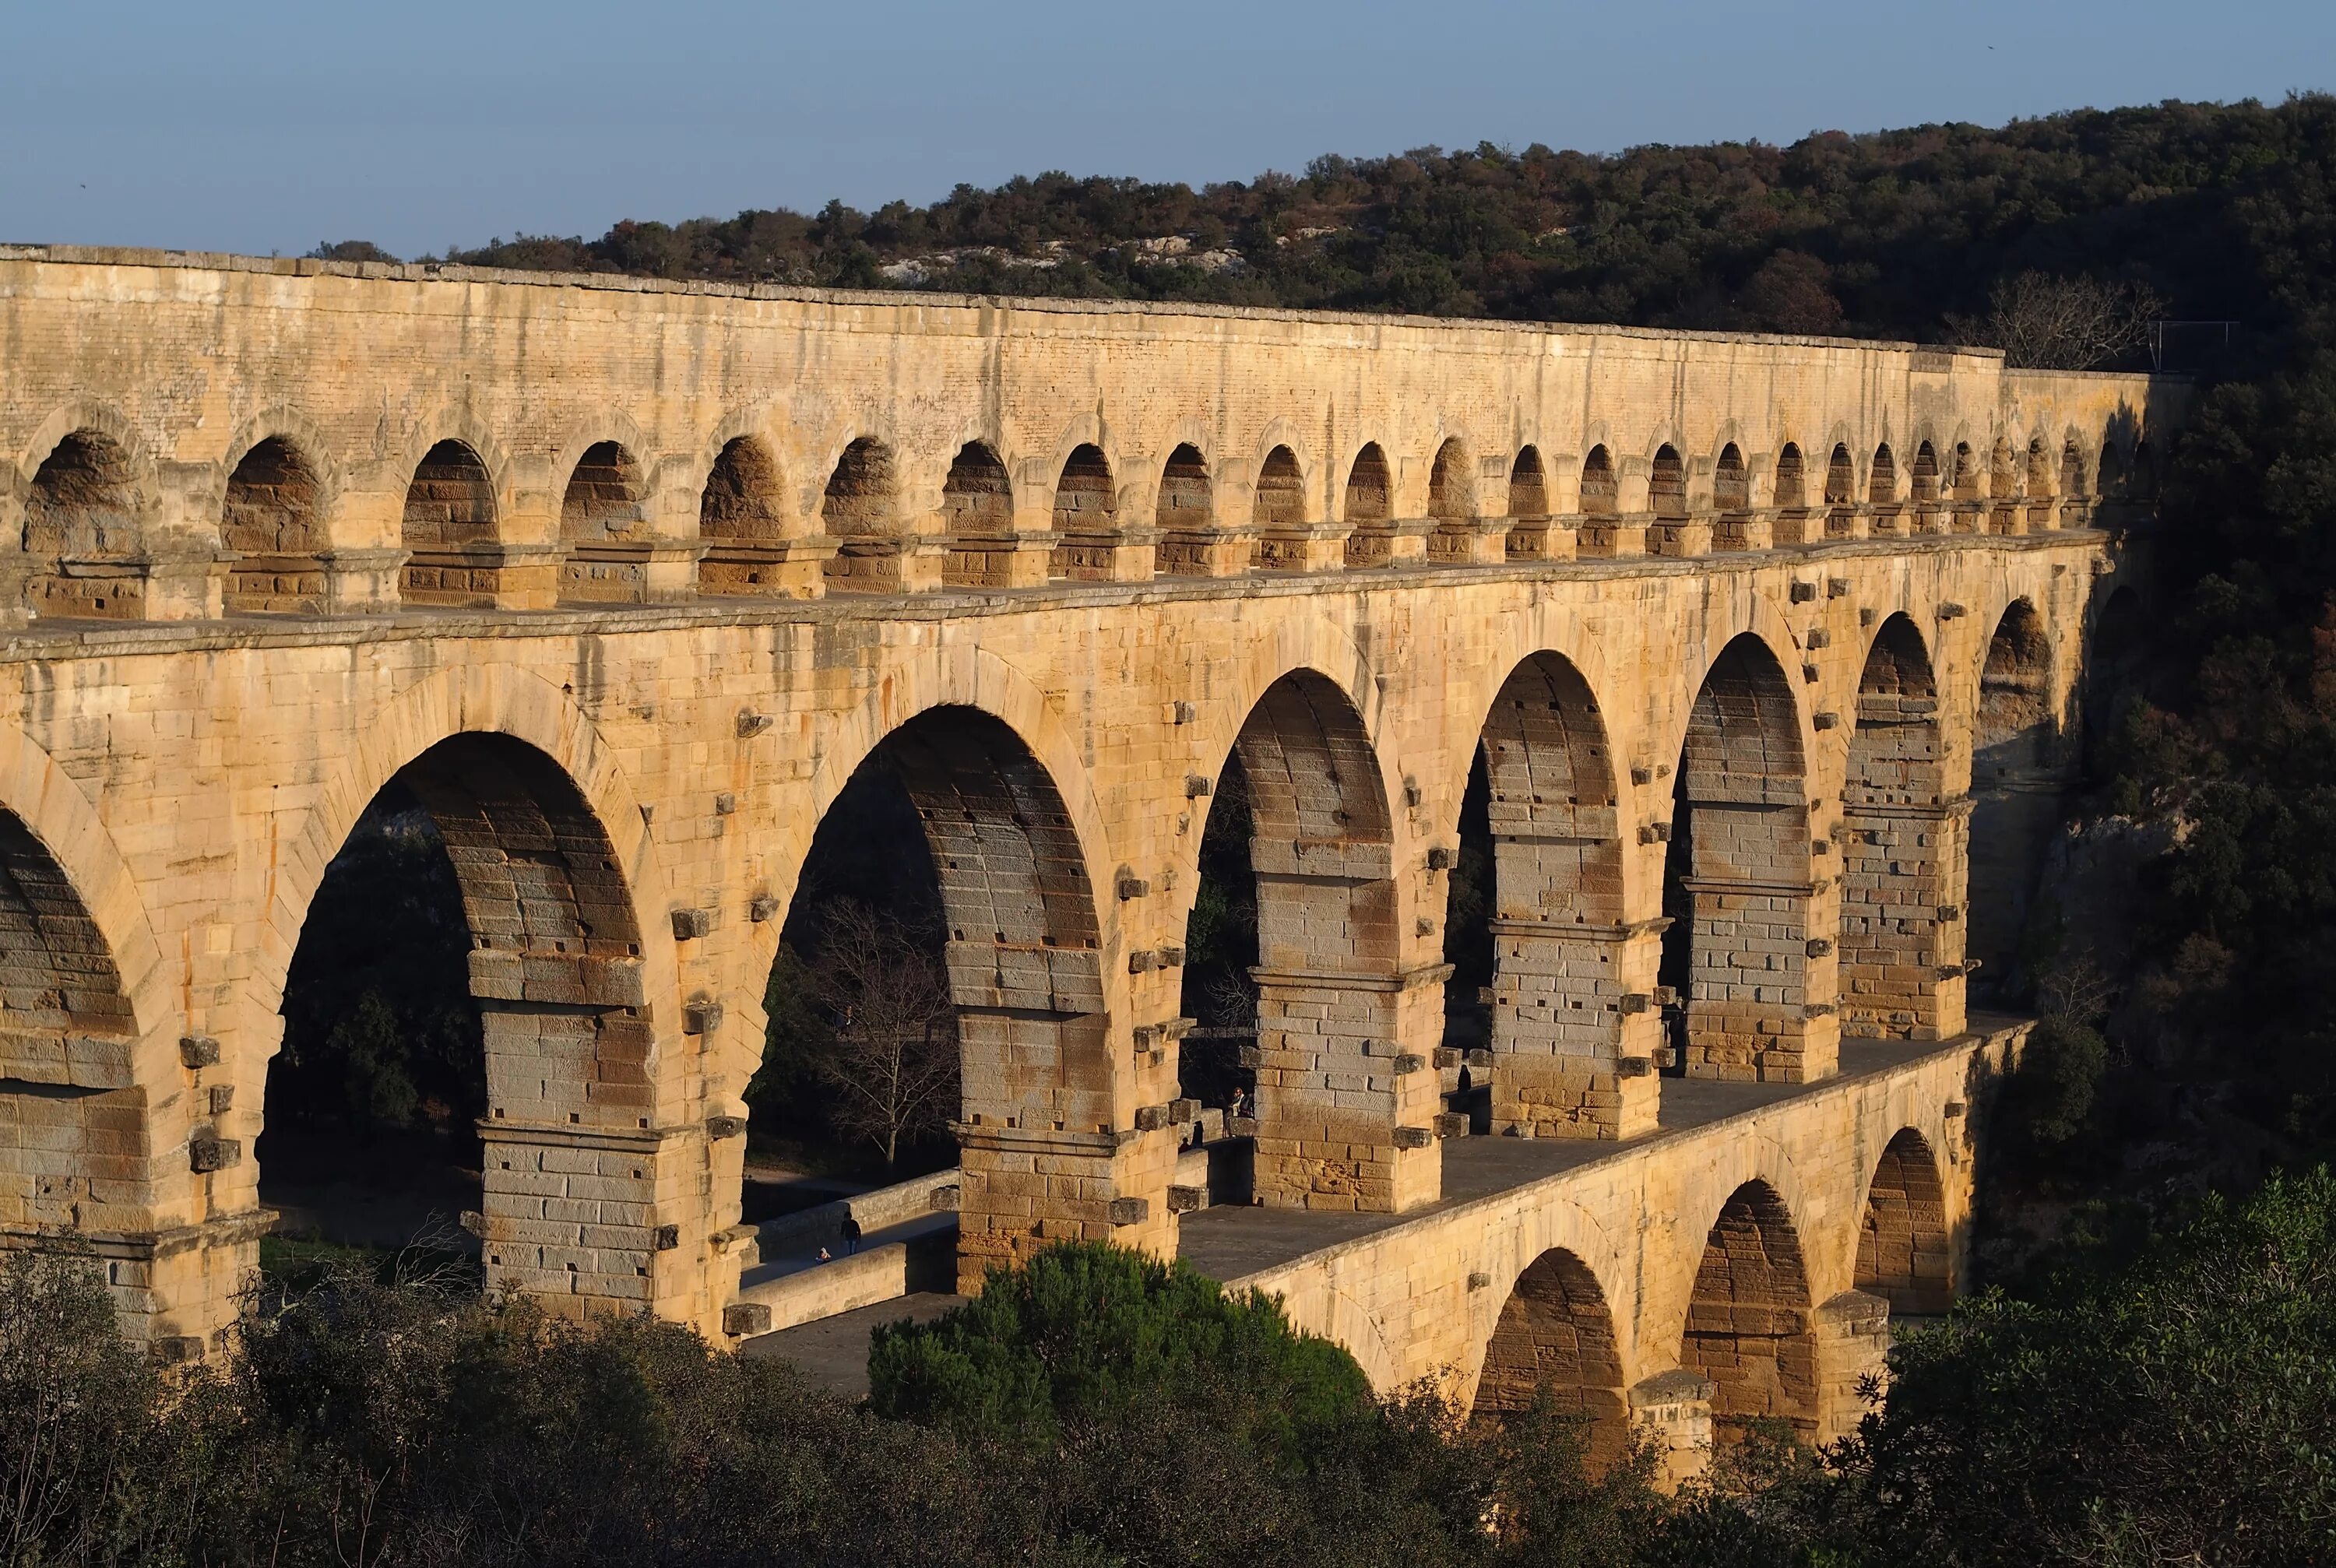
[[840, 1212, 862, 1256]]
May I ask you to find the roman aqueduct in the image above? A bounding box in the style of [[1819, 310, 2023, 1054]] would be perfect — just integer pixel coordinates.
[[0, 246, 2176, 1455]]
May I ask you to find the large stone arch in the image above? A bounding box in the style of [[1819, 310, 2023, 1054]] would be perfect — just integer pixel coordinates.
[[1467, 650, 1650, 1139], [0, 719, 190, 1334], [1660, 630, 1836, 1083], [1968, 597, 2061, 994], [1211, 651, 1441, 1212], [1681, 1177, 1821, 1440], [740, 643, 1131, 1292], [1856, 1127, 1951, 1315], [1842, 613, 1965, 1040], [259, 666, 677, 1321], [1472, 1245, 1631, 1464]]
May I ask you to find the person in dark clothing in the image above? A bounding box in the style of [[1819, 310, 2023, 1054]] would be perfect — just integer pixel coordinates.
[[839, 1213, 862, 1255]]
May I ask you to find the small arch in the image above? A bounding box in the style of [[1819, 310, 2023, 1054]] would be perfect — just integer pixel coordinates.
[[2130, 439, 2158, 499], [1153, 443, 1217, 578], [1649, 445, 1687, 519], [1911, 441, 1941, 503], [1048, 443, 1121, 582], [222, 435, 325, 614], [1156, 443, 1212, 530], [1823, 443, 1854, 505], [1683, 1180, 1818, 1440], [1053, 443, 1116, 533], [697, 435, 790, 596], [1989, 438, 2018, 501], [1773, 443, 1807, 510], [1473, 1248, 1629, 1465], [1578, 446, 1617, 516], [1869, 443, 1899, 505], [400, 439, 499, 608], [1342, 443, 1395, 568], [2026, 436, 2053, 495], [1428, 438, 1474, 523], [821, 437, 902, 592], [1248, 445, 1307, 570], [1507, 446, 1548, 517], [1714, 444, 1749, 512], [23, 429, 144, 621], [1950, 441, 1979, 502], [2060, 438, 2086, 501], [1857, 1129, 1951, 1315], [559, 441, 649, 603], [941, 441, 1017, 589], [822, 436, 899, 537]]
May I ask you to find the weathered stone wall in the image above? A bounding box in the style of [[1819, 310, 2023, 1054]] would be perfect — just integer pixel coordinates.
[[0, 251, 2168, 1362]]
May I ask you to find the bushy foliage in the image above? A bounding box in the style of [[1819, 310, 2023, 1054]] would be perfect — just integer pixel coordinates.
[[417, 97, 2326, 364]]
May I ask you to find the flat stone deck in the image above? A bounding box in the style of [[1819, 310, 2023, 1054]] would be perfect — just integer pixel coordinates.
[[748, 1032, 1968, 1395]]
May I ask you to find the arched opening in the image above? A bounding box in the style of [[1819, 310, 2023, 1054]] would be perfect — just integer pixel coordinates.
[[1579, 446, 1617, 516], [1504, 446, 1553, 560], [264, 733, 649, 1309], [24, 429, 143, 620], [1424, 438, 1477, 563], [2131, 440, 2158, 499], [1049, 443, 1119, 582], [1683, 1180, 1818, 1440], [559, 441, 649, 603], [1968, 601, 2058, 996], [1856, 1129, 1951, 1316], [1951, 441, 1980, 503], [1714, 445, 1749, 512], [1869, 443, 1901, 529], [1153, 443, 1216, 577], [1248, 445, 1307, 570], [2026, 437, 2055, 529], [1910, 441, 1941, 503], [400, 440, 499, 608], [1824, 443, 1856, 536], [698, 436, 790, 596], [1649, 445, 1687, 520], [1471, 653, 1638, 1137], [770, 708, 1106, 1292], [820, 436, 901, 592], [223, 436, 325, 615], [1473, 1248, 1629, 1466], [1989, 438, 2020, 533], [1220, 672, 1425, 1209], [1342, 443, 1395, 568], [1774, 443, 1807, 510], [750, 707, 1106, 1293], [0, 810, 146, 1314], [939, 441, 1015, 589], [1842, 617, 1960, 1040], [2059, 438, 2087, 521], [1660, 636, 1825, 1082]]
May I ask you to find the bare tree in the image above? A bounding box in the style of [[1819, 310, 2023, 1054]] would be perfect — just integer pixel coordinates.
[[1946, 272, 2167, 371], [807, 901, 959, 1167]]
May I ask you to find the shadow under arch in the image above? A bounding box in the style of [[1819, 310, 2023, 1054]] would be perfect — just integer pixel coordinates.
[[1842, 613, 1961, 1040], [1458, 649, 1644, 1138], [1659, 634, 1826, 1083], [1856, 1127, 1951, 1315], [1683, 1177, 1819, 1440], [1185, 666, 1430, 1210], [1472, 1246, 1631, 1465], [773, 702, 1112, 1295], [1968, 598, 2060, 998], [263, 726, 653, 1310]]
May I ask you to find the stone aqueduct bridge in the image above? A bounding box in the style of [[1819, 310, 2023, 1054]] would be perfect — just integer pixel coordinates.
[[0, 249, 2176, 1443]]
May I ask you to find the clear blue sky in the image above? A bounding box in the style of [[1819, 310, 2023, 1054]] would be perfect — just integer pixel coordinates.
[[4, 0, 2328, 260]]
